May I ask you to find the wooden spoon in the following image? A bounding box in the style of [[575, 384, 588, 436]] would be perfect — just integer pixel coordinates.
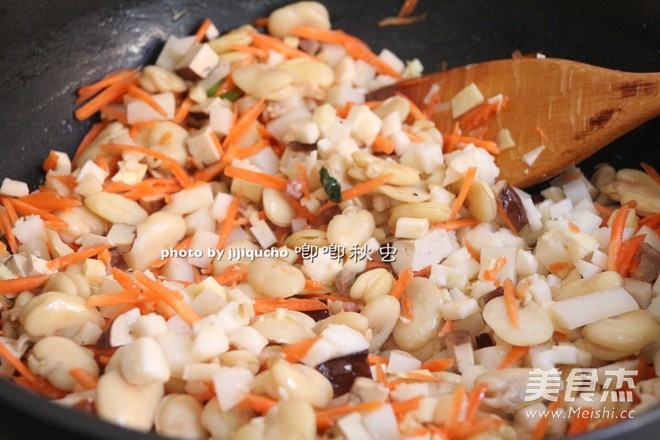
[[368, 58, 660, 188]]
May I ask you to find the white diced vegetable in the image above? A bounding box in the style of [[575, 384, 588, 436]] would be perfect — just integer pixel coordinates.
[[549, 286, 639, 329], [451, 83, 484, 118]]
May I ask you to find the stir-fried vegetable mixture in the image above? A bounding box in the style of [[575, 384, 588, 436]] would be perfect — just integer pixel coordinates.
[[0, 2, 659, 439]]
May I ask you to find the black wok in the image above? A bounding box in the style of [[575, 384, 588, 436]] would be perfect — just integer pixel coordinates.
[[0, 0, 658, 439]]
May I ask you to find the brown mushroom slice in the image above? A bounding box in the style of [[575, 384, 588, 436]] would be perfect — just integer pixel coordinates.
[[315, 349, 371, 397], [632, 242, 660, 283], [494, 181, 528, 232]]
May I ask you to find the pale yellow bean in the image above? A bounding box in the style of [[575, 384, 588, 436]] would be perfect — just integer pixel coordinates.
[[267, 1, 330, 38], [247, 258, 305, 298], [392, 278, 445, 351], [154, 394, 207, 440]]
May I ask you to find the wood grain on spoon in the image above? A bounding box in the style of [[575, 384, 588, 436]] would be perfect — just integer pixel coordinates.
[[368, 58, 660, 188]]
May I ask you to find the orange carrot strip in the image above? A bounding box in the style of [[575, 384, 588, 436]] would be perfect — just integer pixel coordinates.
[[294, 163, 311, 199], [68, 367, 98, 390], [442, 133, 501, 155], [502, 278, 520, 329], [438, 319, 454, 337], [252, 298, 328, 314], [400, 296, 414, 319], [568, 222, 581, 233], [111, 268, 138, 290], [101, 144, 192, 187], [0, 207, 18, 253], [230, 44, 267, 58], [73, 122, 107, 164], [496, 200, 520, 236], [78, 69, 138, 99], [464, 239, 480, 262], [208, 130, 224, 157], [398, 0, 419, 17], [292, 27, 401, 79], [126, 84, 166, 116], [134, 272, 201, 325], [234, 139, 269, 160], [413, 265, 432, 277], [549, 261, 570, 274], [372, 134, 395, 154], [368, 354, 389, 365], [224, 166, 289, 191], [241, 393, 278, 414], [449, 167, 477, 220], [42, 150, 59, 172], [465, 383, 488, 420], [566, 406, 594, 436], [173, 96, 193, 124], [223, 99, 266, 147], [316, 401, 383, 429], [86, 289, 142, 307], [531, 395, 565, 440], [8, 198, 65, 223], [159, 131, 173, 145], [1, 197, 18, 224], [281, 335, 321, 363], [250, 32, 314, 60], [607, 206, 630, 271], [444, 122, 462, 153], [498, 345, 529, 369], [194, 18, 212, 44], [457, 97, 508, 130], [639, 213, 660, 229], [213, 265, 249, 286], [390, 266, 414, 300], [641, 162, 660, 186], [0, 275, 50, 295], [378, 14, 428, 27], [304, 279, 328, 292], [47, 244, 111, 271], [617, 234, 646, 277], [75, 80, 131, 121], [447, 386, 467, 430], [483, 256, 507, 281], [216, 195, 240, 250], [17, 193, 81, 212], [420, 358, 454, 372], [391, 395, 423, 415], [0, 340, 65, 399], [342, 173, 392, 203], [100, 105, 128, 124]]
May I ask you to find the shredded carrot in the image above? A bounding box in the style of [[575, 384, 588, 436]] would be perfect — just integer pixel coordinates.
[[158, 131, 173, 146], [378, 13, 428, 27], [447, 386, 467, 430], [250, 32, 314, 60], [532, 395, 565, 440], [432, 219, 480, 232], [134, 272, 201, 325], [413, 265, 432, 277], [281, 335, 321, 363], [252, 298, 329, 314], [368, 354, 389, 365], [641, 162, 660, 186], [464, 239, 480, 262], [438, 319, 454, 337], [86, 289, 142, 307], [457, 97, 508, 130], [291, 27, 402, 79], [617, 234, 646, 277], [639, 212, 660, 230], [215, 194, 241, 250], [444, 122, 462, 153], [68, 367, 98, 390], [173, 96, 193, 124], [294, 163, 311, 199], [100, 105, 128, 124], [126, 84, 167, 116], [403, 130, 424, 142], [224, 166, 289, 191], [7, 197, 65, 223], [483, 256, 507, 281], [549, 261, 570, 274], [372, 134, 395, 154], [0, 275, 50, 295], [73, 122, 107, 164], [0, 206, 17, 254], [398, 0, 419, 17], [566, 407, 594, 436], [16, 192, 81, 213], [465, 383, 488, 420], [316, 401, 383, 429], [0, 339, 65, 399], [229, 44, 267, 59], [442, 133, 501, 155], [568, 222, 581, 233], [502, 278, 520, 329], [45, 244, 109, 271], [194, 18, 212, 44], [223, 99, 266, 147], [101, 144, 192, 187], [449, 166, 477, 220], [234, 139, 269, 160], [390, 266, 414, 300], [111, 268, 138, 290], [391, 395, 423, 415], [303, 279, 328, 292], [400, 296, 414, 319], [78, 69, 138, 99], [75, 80, 133, 121], [607, 206, 630, 271], [420, 358, 454, 372], [374, 358, 388, 386], [241, 393, 278, 414], [42, 150, 59, 172], [498, 345, 529, 369]]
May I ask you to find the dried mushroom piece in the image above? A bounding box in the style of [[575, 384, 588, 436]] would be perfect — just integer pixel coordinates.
[[494, 181, 528, 232], [315, 349, 371, 397], [632, 242, 660, 283]]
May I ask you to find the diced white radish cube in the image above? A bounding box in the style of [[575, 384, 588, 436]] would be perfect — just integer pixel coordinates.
[[451, 83, 484, 118]]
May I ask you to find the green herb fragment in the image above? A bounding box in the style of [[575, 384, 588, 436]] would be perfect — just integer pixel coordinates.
[[206, 79, 224, 97], [320, 167, 342, 203], [220, 87, 243, 102]]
